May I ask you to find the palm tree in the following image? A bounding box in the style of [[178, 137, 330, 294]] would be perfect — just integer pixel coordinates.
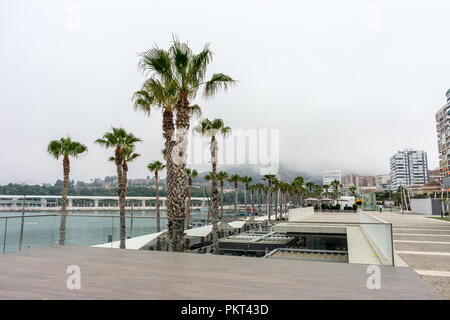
[[217, 171, 228, 220], [278, 182, 290, 220], [195, 118, 231, 253], [185, 168, 198, 226], [47, 137, 87, 245], [148, 161, 166, 250], [331, 180, 342, 200], [323, 184, 330, 198], [139, 38, 235, 252], [349, 186, 357, 197], [95, 128, 141, 249], [249, 184, 256, 216], [228, 174, 241, 219], [240, 176, 253, 218], [313, 184, 323, 198], [305, 181, 315, 196], [292, 176, 304, 207], [255, 183, 265, 214], [262, 174, 276, 221], [271, 178, 280, 220], [133, 56, 178, 251]]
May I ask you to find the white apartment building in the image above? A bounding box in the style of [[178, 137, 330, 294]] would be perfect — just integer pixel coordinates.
[[375, 174, 390, 190], [435, 88, 450, 178], [323, 170, 341, 185], [390, 150, 428, 191]]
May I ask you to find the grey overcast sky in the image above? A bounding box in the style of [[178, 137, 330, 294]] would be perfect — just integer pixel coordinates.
[[1, 0, 449, 184]]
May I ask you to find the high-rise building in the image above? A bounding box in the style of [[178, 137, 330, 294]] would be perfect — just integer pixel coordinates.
[[435, 88, 450, 178], [390, 149, 429, 191], [323, 170, 341, 185]]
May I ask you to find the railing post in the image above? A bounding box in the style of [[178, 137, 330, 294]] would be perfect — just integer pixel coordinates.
[[19, 196, 25, 251], [2, 217, 7, 254]]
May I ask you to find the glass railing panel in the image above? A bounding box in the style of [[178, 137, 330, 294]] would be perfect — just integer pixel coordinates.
[[1, 217, 21, 254], [65, 215, 115, 247], [21, 215, 59, 251]]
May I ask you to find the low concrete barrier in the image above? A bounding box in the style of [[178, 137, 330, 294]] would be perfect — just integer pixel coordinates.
[[360, 212, 394, 266]]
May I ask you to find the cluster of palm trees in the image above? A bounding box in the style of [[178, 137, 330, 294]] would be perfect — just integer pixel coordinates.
[[48, 37, 235, 252]]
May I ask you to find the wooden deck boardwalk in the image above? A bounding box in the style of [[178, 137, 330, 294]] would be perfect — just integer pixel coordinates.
[[0, 246, 441, 299]]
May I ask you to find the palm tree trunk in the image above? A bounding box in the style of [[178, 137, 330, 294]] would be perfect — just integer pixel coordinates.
[[59, 155, 70, 246], [258, 189, 262, 213], [170, 92, 190, 252], [162, 109, 175, 252], [268, 181, 272, 221], [155, 171, 161, 251], [187, 178, 192, 225], [234, 182, 238, 219], [210, 137, 219, 254], [119, 162, 128, 249], [220, 181, 224, 220], [113, 147, 125, 249], [244, 184, 248, 218], [274, 190, 278, 220], [251, 189, 255, 216]]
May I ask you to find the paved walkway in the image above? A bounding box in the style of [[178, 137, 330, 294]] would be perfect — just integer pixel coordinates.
[[0, 246, 440, 299], [370, 211, 450, 299]]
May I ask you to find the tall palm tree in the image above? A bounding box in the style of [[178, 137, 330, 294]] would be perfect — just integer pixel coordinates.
[[47, 137, 87, 245], [262, 174, 276, 221], [195, 118, 231, 253], [133, 57, 178, 251], [95, 128, 141, 249], [249, 184, 256, 216], [217, 171, 228, 220], [305, 181, 315, 196], [228, 174, 241, 219], [185, 168, 198, 226], [240, 176, 253, 218], [278, 182, 291, 221], [331, 180, 342, 200], [313, 184, 323, 198], [148, 161, 166, 250], [291, 176, 304, 207], [349, 186, 357, 197], [255, 183, 265, 213], [323, 184, 330, 198], [139, 38, 235, 252], [271, 178, 280, 220]]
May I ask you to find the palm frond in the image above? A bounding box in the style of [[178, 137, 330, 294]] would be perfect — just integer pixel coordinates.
[[203, 73, 236, 98]]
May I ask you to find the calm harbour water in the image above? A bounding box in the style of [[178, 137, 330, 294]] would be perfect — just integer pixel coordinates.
[[0, 210, 199, 254]]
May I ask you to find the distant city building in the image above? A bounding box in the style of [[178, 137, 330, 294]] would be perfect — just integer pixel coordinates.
[[428, 168, 442, 182], [128, 178, 152, 186], [435, 89, 450, 178], [323, 170, 341, 185], [390, 149, 429, 191], [342, 174, 376, 188], [375, 174, 390, 190], [342, 174, 356, 186]]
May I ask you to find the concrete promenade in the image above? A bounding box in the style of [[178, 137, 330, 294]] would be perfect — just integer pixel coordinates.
[[369, 211, 450, 299]]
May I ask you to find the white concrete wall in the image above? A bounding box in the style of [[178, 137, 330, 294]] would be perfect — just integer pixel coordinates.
[[410, 198, 442, 215]]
